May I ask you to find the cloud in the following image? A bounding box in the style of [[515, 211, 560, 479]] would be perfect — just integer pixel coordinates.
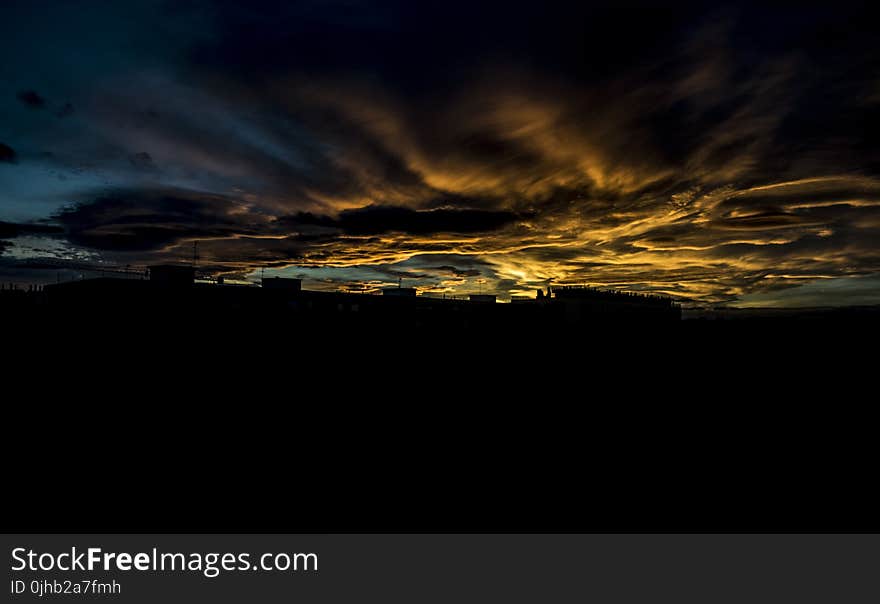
[[0, 220, 64, 258], [0, 220, 64, 239], [711, 212, 825, 231], [3, 1, 880, 304], [436, 265, 481, 278], [282, 205, 522, 235], [16, 90, 46, 109], [129, 151, 158, 171], [52, 189, 271, 252], [0, 143, 15, 163]]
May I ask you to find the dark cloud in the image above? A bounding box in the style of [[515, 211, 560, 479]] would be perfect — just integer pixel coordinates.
[[0, 143, 15, 163], [282, 206, 521, 235], [712, 212, 823, 231], [0, 221, 64, 239], [436, 265, 481, 278], [53, 189, 269, 251], [16, 90, 46, 108], [129, 151, 157, 171]]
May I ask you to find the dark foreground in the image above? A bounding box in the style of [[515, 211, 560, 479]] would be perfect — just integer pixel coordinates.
[[5, 306, 877, 534]]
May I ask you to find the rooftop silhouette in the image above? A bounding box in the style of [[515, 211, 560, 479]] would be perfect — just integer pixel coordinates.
[[1, 269, 684, 337]]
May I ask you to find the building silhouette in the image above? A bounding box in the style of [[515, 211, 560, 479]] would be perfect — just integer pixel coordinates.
[[2, 268, 683, 335]]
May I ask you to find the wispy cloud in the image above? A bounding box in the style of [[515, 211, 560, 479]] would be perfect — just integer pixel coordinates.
[[1, 1, 879, 305]]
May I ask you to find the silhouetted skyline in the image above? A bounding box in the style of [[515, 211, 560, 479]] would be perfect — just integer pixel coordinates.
[[0, 268, 686, 336], [2, 1, 879, 307]]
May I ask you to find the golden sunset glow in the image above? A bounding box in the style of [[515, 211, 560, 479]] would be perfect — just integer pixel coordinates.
[[2, 1, 879, 308]]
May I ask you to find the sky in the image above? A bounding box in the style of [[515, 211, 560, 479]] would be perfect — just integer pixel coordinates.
[[1, 0, 879, 306]]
